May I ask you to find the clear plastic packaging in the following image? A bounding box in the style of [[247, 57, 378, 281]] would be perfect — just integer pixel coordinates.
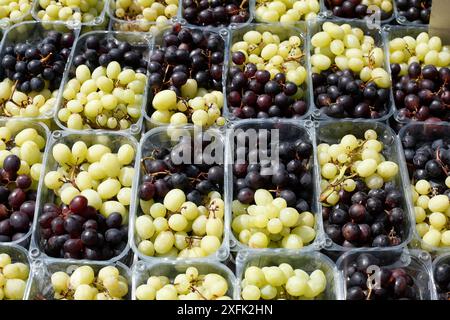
[[53, 30, 152, 135], [316, 120, 414, 252], [320, 0, 395, 24], [131, 259, 237, 300], [181, 0, 252, 29], [336, 248, 437, 300], [225, 22, 311, 121], [0, 119, 50, 247], [144, 23, 229, 130], [130, 125, 230, 262], [29, 129, 139, 265], [31, 0, 109, 27], [235, 250, 342, 300], [397, 121, 450, 254], [0, 242, 32, 300], [107, 0, 182, 33], [0, 21, 81, 127], [25, 258, 132, 300], [226, 119, 323, 253], [307, 18, 394, 122], [393, 0, 430, 26], [431, 252, 450, 300]]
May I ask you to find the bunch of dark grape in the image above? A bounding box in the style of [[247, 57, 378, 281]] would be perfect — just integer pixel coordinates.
[[392, 63, 450, 122], [39, 196, 128, 260], [182, 0, 250, 26], [312, 69, 390, 119], [345, 253, 419, 300], [396, 0, 431, 24]]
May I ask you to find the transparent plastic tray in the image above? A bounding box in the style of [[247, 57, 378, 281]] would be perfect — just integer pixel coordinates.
[[31, 0, 108, 27], [144, 23, 229, 130], [307, 18, 395, 122], [25, 259, 132, 300], [235, 250, 342, 300], [0, 21, 81, 127], [29, 129, 140, 265], [225, 119, 323, 253], [132, 259, 237, 300], [319, 0, 395, 24], [225, 22, 311, 121], [0, 242, 32, 300], [397, 121, 450, 254], [181, 0, 252, 29], [336, 248, 437, 300], [53, 30, 152, 136], [431, 252, 450, 300], [0, 119, 50, 248], [107, 0, 182, 33], [393, 0, 430, 26], [130, 125, 230, 263], [382, 25, 447, 124], [316, 120, 414, 252]]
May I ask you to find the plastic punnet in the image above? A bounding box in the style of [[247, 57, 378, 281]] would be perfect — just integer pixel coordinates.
[[130, 125, 230, 262], [29, 129, 139, 265], [316, 120, 414, 252]]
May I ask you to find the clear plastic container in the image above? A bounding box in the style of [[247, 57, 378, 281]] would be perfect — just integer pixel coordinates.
[[144, 23, 229, 130], [393, 0, 430, 26], [0, 119, 50, 247], [397, 121, 450, 253], [0, 242, 32, 300], [53, 30, 152, 135], [25, 258, 132, 300], [31, 0, 109, 27], [130, 125, 230, 263], [181, 0, 252, 29], [0, 21, 81, 127], [316, 120, 414, 252], [382, 25, 447, 124], [432, 252, 450, 300], [336, 248, 437, 300], [107, 0, 182, 33], [29, 129, 139, 264], [226, 119, 323, 253], [225, 22, 311, 121], [307, 18, 394, 122], [131, 259, 237, 300], [235, 250, 342, 300], [320, 0, 395, 24]]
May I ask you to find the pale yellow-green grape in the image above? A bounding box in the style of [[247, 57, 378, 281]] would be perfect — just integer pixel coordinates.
[[411, 179, 450, 248], [136, 193, 225, 258], [310, 22, 391, 88], [255, 0, 319, 23], [136, 267, 231, 300], [36, 0, 105, 23], [112, 0, 176, 32], [0, 78, 59, 118], [50, 265, 128, 300], [0, 253, 29, 300], [389, 33, 450, 73], [232, 189, 316, 249], [319, 130, 399, 206], [151, 88, 224, 128], [58, 62, 147, 130], [0, 0, 31, 23], [241, 264, 327, 300], [44, 142, 135, 220], [0, 126, 45, 191]]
